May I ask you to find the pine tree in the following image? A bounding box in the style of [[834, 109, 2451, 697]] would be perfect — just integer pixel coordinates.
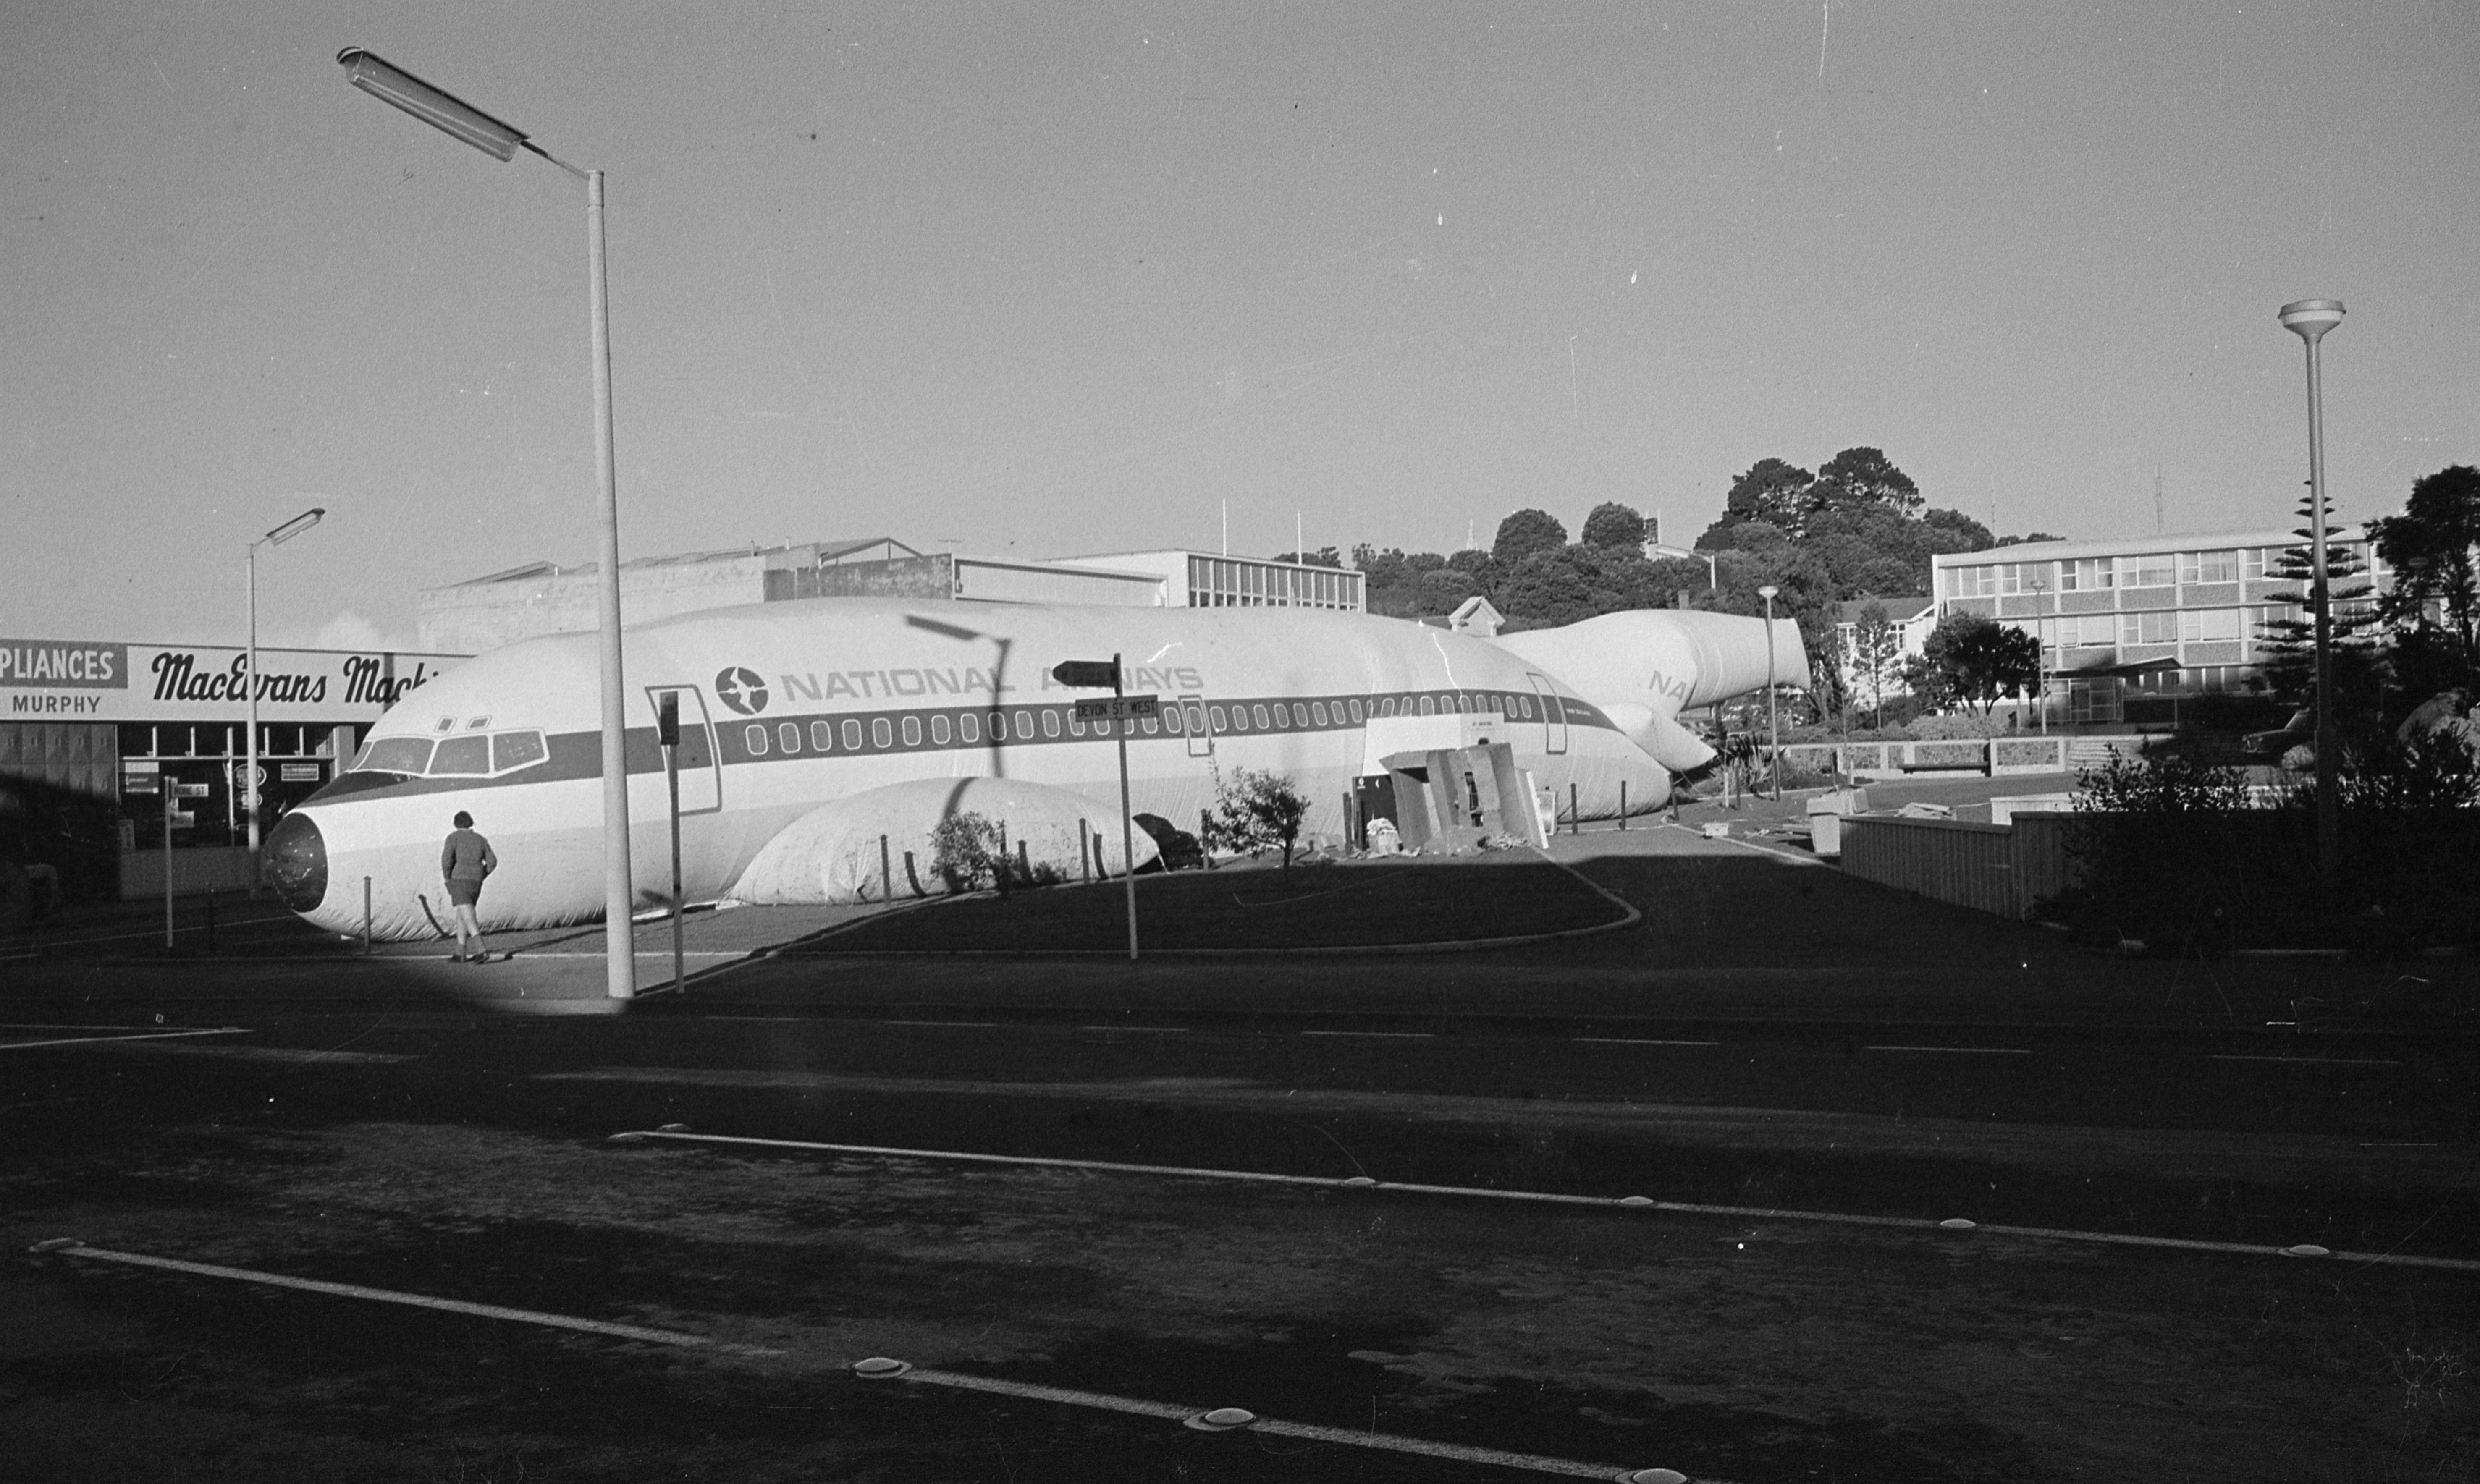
[[2254, 495, 2383, 709]]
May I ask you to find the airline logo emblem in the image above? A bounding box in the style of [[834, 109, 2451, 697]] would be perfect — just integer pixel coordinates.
[[714, 666, 769, 716]]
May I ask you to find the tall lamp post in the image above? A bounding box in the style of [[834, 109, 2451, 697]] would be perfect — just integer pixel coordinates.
[[2028, 573, 2050, 736], [2278, 298, 2344, 894], [1758, 585, 1781, 800], [246, 506, 324, 894], [339, 48, 636, 998]]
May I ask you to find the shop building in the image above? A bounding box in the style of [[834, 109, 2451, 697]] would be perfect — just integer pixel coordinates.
[[0, 637, 461, 904]]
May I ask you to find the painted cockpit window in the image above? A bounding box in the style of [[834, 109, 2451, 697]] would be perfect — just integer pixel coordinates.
[[492, 730, 548, 772], [355, 736, 435, 775], [429, 735, 493, 776]]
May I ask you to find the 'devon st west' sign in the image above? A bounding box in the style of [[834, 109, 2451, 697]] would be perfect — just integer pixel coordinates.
[[0, 637, 463, 722]]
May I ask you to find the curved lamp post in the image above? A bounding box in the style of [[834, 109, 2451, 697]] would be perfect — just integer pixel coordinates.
[[2278, 297, 2344, 894], [338, 48, 635, 998], [246, 506, 324, 893], [1758, 585, 1780, 800]]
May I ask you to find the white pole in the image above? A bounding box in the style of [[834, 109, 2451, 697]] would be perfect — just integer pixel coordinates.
[[589, 168, 635, 1000], [244, 542, 260, 896], [1115, 652, 1138, 961]]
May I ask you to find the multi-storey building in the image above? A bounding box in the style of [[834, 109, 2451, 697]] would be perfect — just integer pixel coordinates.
[[1930, 527, 2386, 727]]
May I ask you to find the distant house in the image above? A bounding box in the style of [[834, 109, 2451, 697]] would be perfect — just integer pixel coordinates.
[[1831, 597, 1937, 702]]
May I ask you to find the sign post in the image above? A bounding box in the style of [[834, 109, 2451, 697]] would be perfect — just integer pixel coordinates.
[[1055, 656, 1155, 963], [656, 691, 685, 996], [163, 782, 208, 947]]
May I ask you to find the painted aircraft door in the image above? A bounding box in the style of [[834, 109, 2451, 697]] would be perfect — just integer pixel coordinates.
[[1526, 673, 1568, 755], [644, 685, 722, 814], [1181, 693, 1212, 758]]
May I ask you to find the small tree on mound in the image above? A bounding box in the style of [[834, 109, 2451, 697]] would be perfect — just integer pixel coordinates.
[[928, 811, 1001, 893], [1202, 766, 1310, 880]]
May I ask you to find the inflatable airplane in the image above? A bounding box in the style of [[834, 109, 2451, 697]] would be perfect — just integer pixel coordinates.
[[265, 597, 1805, 939]]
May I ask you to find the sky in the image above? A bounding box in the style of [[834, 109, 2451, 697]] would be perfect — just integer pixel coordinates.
[[4, 1, 2475, 652]]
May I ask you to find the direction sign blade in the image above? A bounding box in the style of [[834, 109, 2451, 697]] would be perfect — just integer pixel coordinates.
[[1051, 659, 1120, 689]]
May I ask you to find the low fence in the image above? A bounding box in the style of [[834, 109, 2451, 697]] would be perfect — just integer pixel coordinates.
[[119, 845, 256, 901], [1779, 735, 2147, 781], [1840, 812, 2080, 920]]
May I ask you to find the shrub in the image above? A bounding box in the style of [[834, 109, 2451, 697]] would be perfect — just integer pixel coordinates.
[[928, 811, 1001, 894], [1203, 766, 1311, 879]]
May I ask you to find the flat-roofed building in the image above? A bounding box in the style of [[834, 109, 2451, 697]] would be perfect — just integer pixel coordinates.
[[1930, 527, 2388, 727], [1062, 550, 1365, 611]]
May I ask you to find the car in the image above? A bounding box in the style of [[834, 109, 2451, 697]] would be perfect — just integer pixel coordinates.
[[1131, 812, 1205, 871]]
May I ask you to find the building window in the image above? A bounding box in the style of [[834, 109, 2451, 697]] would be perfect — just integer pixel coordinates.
[[2123, 610, 2177, 645], [2179, 608, 2242, 643], [2058, 557, 2112, 592], [2180, 550, 2239, 584], [2118, 553, 2175, 588]]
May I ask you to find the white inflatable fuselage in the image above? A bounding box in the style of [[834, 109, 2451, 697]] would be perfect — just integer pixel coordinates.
[[1493, 610, 1811, 773], [267, 599, 1687, 939]]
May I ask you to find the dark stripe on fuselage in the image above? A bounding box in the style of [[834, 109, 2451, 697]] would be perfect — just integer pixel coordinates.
[[302, 685, 1616, 807]]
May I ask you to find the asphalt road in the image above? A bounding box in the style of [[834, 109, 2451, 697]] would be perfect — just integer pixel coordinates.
[[4, 817, 2475, 1481]]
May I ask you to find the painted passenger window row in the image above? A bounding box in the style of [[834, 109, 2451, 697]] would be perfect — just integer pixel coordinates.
[[731, 688, 1544, 762]]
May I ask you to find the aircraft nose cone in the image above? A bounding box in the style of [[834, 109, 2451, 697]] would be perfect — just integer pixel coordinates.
[[263, 811, 328, 913]]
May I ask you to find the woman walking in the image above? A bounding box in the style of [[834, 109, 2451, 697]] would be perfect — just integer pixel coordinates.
[[440, 810, 498, 963]]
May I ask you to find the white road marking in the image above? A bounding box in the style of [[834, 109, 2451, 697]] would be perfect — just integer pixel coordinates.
[[1862, 1045, 2032, 1056], [27, 1239, 1692, 1482], [612, 1130, 2480, 1273], [1301, 1029, 1434, 1039], [867, 1362, 1653, 1480], [882, 1020, 997, 1029], [1080, 1025, 1188, 1033], [0, 1027, 251, 1052], [31, 1241, 786, 1355], [2210, 1055, 2402, 1067], [1575, 1037, 1720, 1047]]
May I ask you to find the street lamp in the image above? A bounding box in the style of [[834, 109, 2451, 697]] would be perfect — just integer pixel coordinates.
[[246, 506, 324, 894], [1758, 585, 1780, 800], [2278, 297, 2344, 895], [340, 47, 636, 999], [2028, 573, 2050, 736]]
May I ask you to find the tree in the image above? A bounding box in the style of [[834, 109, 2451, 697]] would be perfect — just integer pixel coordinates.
[[1579, 502, 1648, 551], [1491, 509, 1566, 568], [2255, 495, 2384, 712], [1713, 458, 1815, 538], [1915, 612, 2040, 715], [1495, 548, 1597, 628], [2373, 463, 2480, 688], [1202, 766, 1311, 879], [1851, 601, 1903, 727], [1813, 446, 1923, 520], [1919, 507, 1996, 553]]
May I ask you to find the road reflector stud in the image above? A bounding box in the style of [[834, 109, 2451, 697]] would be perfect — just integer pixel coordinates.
[[1185, 1406, 1258, 1431], [1620, 1470, 1688, 1484], [2281, 1243, 2332, 1258], [29, 1238, 84, 1254], [853, 1357, 912, 1379], [1341, 1176, 1378, 1188], [606, 1132, 646, 1144], [1619, 1196, 1654, 1207], [1939, 1218, 1977, 1230], [658, 1123, 691, 1133]]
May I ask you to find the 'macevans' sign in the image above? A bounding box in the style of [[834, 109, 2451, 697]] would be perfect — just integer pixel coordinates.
[[1, 638, 462, 722]]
